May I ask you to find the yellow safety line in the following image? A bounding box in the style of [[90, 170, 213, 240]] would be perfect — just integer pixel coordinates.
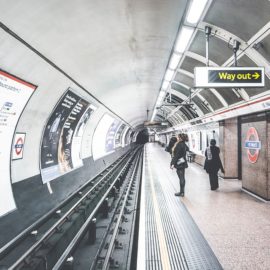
[[148, 163, 171, 270], [137, 147, 146, 270]]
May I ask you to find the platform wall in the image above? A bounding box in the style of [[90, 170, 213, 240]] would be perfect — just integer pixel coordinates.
[[241, 112, 270, 200], [0, 145, 133, 248]]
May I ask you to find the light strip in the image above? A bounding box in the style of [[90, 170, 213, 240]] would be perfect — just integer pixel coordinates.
[[158, 90, 166, 100], [152, 83, 169, 121], [169, 53, 181, 70], [157, 91, 166, 105], [186, 0, 208, 24], [174, 27, 194, 53], [151, 108, 157, 121], [162, 80, 170, 90], [164, 69, 174, 81]]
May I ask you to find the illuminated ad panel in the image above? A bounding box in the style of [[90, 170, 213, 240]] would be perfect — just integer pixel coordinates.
[[189, 131, 201, 153], [124, 129, 132, 145], [114, 124, 126, 148], [105, 119, 121, 152], [121, 126, 129, 147], [40, 89, 96, 183], [92, 114, 117, 160], [0, 70, 36, 216], [129, 131, 134, 145], [132, 131, 139, 143]]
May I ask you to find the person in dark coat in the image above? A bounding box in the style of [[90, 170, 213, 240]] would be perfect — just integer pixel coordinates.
[[170, 133, 189, 197], [204, 139, 224, 190]]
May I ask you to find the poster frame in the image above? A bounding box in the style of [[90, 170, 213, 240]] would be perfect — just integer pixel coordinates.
[[1, 69, 37, 216], [39, 87, 96, 184]]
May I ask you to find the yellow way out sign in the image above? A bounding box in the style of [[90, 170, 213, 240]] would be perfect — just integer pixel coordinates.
[[194, 67, 265, 88]]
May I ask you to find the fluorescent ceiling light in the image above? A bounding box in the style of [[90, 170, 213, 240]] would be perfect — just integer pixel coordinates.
[[158, 90, 166, 99], [175, 27, 194, 53], [162, 80, 170, 90], [186, 0, 208, 24], [157, 97, 163, 105], [164, 69, 174, 81], [151, 108, 157, 121], [169, 53, 181, 70], [157, 91, 166, 105]]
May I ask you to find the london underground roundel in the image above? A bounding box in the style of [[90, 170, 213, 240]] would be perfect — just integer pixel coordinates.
[[12, 133, 26, 160], [244, 127, 261, 163], [15, 137, 24, 155]]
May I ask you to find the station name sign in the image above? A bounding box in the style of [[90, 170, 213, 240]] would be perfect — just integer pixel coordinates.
[[194, 67, 265, 88]]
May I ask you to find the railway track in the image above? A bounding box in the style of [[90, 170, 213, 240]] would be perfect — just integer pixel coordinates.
[[94, 148, 142, 270], [0, 146, 143, 270], [66, 147, 143, 270]]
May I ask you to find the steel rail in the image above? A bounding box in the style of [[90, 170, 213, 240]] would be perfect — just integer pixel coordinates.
[[51, 149, 141, 270], [0, 153, 128, 259], [88, 151, 141, 270], [7, 150, 136, 270], [102, 152, 142, 270], [125, 152, 143, 270]]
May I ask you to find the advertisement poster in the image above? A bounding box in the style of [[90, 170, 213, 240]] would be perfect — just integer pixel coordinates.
[[114, 124, 126, 148], [12, 132, 26, 160], [105, 119, 120, 152], [121, 126, 129, 147], [0, 70, 36, 216], [71, 106, 95, 168], [132, 131, 139, 143], [92, 114, 115, 160], [129, 131, 134, 144], [125, 128, 132, 145], [189, 131, 201, 153], [40, 89, 96, 183]]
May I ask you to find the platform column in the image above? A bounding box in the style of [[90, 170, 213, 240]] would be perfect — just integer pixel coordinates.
[[240, 112, 270, 200], [219, 118, 239, 179]]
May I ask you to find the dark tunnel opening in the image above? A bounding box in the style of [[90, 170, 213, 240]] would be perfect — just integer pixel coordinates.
[[136, 129, 149, 144]]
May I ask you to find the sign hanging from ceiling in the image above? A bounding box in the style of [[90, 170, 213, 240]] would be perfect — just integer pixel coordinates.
[[194, 67, 265, 88]]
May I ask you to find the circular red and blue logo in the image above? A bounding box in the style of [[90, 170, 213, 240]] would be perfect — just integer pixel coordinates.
[[244, 127, 261, 163], [15, 137, 24, 155]]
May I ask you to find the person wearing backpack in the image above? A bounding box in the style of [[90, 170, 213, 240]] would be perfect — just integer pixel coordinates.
[[170, 133, 189, 197], [204, 139, 225, 190]]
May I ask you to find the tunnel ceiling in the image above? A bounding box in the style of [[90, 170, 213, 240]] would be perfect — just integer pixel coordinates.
[[0, 0, 270, 129], [0, 0, 188, 128], [153, 0, 270, 127]]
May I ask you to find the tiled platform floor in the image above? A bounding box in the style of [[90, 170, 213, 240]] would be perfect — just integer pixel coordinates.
[[149, 143, 270, 270], [138, 144, 222, 270]]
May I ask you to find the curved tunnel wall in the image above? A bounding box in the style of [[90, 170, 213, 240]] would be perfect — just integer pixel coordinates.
[[0, 144, 133, 247], [0, 71, 134, 246], [0, 28, 132, 183], [0, 27, 135, 244]]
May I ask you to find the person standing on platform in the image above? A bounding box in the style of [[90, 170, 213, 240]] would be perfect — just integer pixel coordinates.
[[170, 133, 189, 197], [204, 139, 225, 190]]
